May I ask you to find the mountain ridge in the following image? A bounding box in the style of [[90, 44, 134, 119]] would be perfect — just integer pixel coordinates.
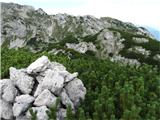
[[1, 2, 160, 120], [1, 2, 160, 68]]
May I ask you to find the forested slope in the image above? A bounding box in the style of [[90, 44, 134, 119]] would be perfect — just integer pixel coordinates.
[[1, 47, 160, 120]]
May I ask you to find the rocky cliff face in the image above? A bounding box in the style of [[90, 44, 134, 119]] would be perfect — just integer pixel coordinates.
[[1, 2, 160, 67], [0, 56, 86, 120]]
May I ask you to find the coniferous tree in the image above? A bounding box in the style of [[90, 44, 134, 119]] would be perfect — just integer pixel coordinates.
[[47, 97, 60, 120], [66, 105, 74, 120], [78, 107, 86, 120], [29, 109, 37, 120]]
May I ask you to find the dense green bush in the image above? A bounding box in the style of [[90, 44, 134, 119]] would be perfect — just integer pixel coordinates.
[[1, 47, 160, 120]]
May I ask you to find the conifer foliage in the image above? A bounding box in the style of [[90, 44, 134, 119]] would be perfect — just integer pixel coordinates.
[[1, 47, 160, 120]]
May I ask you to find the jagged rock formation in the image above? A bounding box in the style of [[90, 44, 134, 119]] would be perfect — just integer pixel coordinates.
[[1, 2, 160, 67], [0, 56, 86, 120]]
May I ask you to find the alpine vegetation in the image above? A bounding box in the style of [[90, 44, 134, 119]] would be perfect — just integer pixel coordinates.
[[1, 2, 160, 120]]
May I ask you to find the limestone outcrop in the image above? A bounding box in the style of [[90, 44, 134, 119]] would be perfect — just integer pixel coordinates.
[[0, 56, 86, 120]]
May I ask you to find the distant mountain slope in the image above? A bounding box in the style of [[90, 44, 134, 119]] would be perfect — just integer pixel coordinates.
[[1, 2, 160, 67]]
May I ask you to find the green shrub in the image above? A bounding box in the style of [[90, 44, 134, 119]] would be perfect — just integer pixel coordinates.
[[1, 47, 160, 120]]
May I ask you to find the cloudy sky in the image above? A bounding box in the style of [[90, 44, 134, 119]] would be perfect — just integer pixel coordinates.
[[1, 0, 160, 30]]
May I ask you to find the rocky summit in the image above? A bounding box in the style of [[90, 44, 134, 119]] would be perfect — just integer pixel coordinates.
[[0, 56, 86, 120], [1, 2, 160, 67]]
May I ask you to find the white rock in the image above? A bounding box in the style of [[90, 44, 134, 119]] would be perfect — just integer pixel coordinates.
[[60, 89, 74, 110], [49, 62, 66, 71], [128, 46, 150, 56], [132, 37, 149, 43], [34, 84, 43, 97], [13, 94, 35, 116], [153, 54, 160, 62], [34, 89, 57, 107], [10, 38, 25, 49], [27, 56, 50, 74], [0, 79, 18, 103], [0, 99, 13, 119], [13, 104, 28, 117], [66, 42, 96, 53], [10, 67, 26, 84], [57, 108, 67, 120], [1, 55, 86, 120], [41, 70, 64, 95], [35, 69, 51, 83], [65, 78, 86, 107], [97, 29, 124, 56], [27, 106, 49, 120], [36, 75, 44, 83], [65, 72, 78, 83], [110, 55, 141, 66], [16, 115, 30, 120], [10, 67, 35, 94]]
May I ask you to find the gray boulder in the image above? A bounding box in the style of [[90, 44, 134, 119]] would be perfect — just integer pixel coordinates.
[[13, 94, 35, 116], [10, 67, 34, 94], [0, 79, 18, 103], [34, 89, 57, 107], [41, 69, 64, 95], [27, 56, 50, 74], [65, 78, 86, 107], [0, 99, 13, 119]]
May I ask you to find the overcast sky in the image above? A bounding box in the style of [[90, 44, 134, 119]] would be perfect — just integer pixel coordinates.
[[1, 0, 160, 30]]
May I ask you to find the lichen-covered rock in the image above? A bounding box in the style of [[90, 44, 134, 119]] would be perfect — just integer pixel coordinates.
[[34, 89, 57, 107], [0, 99, 13, 119], [27, 56, 50, 74], [65, 78, 86, 107], [10, 67, 35, 94], [13, 94, 35, 116], [0, 79, 18, 103]]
